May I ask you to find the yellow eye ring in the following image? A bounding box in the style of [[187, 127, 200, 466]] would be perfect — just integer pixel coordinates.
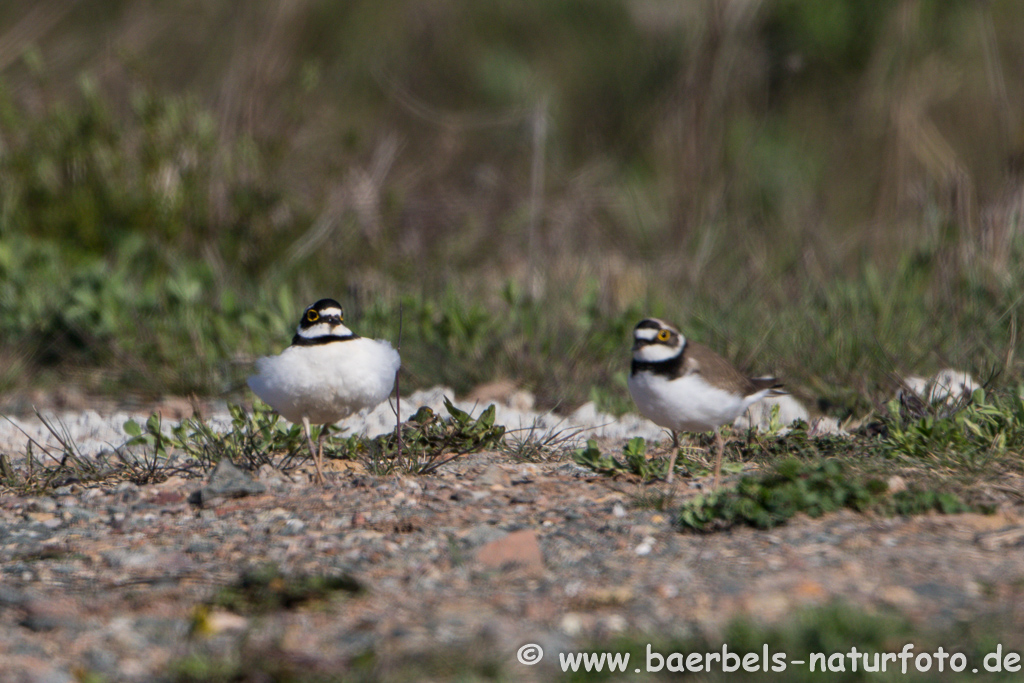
[[656, 329, 671, 342], [306, 309, 319, 323]]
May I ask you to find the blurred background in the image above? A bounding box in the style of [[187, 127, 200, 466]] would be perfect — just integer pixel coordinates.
[[0, 0, 1022, 418]]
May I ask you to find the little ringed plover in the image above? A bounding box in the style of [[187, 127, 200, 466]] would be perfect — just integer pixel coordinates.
[[627, 317, 783, 487], [247, 298, 401, 484]]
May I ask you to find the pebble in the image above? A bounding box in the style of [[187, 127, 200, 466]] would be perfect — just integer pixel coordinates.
[[475, 529, 545, 574], [186, 540, 218, 555], [188, 459, 266, 505], [634, 536, 655, 556], [20, 596, 80, 632], [461, 524, 508, 547]]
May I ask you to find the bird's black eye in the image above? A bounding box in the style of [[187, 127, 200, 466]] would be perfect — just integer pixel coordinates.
[[306, 310, 319, 323], [657, 329, 671, 342]]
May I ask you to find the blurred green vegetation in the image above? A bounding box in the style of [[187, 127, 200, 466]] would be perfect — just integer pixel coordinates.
[[0, 0, 1022, 414]]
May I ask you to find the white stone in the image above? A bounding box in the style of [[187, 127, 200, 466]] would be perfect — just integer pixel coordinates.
[[898, 369, 978, 405], [733, 394, 809, 432]]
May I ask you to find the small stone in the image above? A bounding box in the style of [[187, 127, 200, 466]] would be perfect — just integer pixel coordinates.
[[24, 511, 57, 524], [878, 585, 918, 609], [793, 580, 827, 600], [462, 523, 509, 547], [475, 529, 544, 574], [601, 614, 627, 633], [579, 587, 633, 606], [560, 613, 585, 636], [113, 482, 141, 503], [976, 526, 1024, 550], [29, 498, 58, 513], [634, 536, 655, 556], [478, 464, 511, 487], [186, 540, 218, 555], [841, 535, 872, 551], [0, 585, 26, 607], [149, 491, 186, 505], [323, 459, 367, 474], [203, 609, 249, 634], [742, 592, 790, 622], [23, 667, 75, 683], [20, 596, 79, 632], [280, 519, 306, 535], [189, 459, 266, 505], [886, 476, 907, 494], [734, 394, 809, 431], [657, 584, 678, 599], [101, 549, 161, 570], [955, 511, 1016, 532]]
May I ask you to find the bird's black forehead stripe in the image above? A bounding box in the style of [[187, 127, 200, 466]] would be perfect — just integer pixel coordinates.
[[309, 298, 343, 311], [635, 319, 662, 330]]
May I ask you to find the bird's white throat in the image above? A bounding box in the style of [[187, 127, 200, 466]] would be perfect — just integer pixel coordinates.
[[633, 340, 684, 363], [296, 321, 355, 340]]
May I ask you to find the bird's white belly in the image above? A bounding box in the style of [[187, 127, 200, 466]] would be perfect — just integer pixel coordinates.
[[248, 339, 400, 424], [628, 371, 752, 432]]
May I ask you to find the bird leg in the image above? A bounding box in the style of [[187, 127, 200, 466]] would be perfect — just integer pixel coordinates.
[[317, 425, 329, 483], [665, 430, 679, 484], [712, 428, 725, 491], [302, 417, 325, 486]]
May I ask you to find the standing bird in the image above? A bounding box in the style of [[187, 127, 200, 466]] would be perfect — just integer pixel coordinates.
[[248, 298, 400, 484], [627, 318, 783, 488]]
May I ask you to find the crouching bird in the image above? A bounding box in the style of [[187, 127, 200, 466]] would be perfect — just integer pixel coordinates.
[[248, 298, 400, 484]]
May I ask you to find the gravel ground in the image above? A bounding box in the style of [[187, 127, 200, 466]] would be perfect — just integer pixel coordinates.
[[1, 449, 1022, 682], [1, 386, 1022, 681]]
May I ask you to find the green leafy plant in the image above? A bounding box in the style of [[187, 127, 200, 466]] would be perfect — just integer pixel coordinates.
[[573, 437, 668, 481], [677, 458, 979, 532], [123, 401, 309, 473], [351, 398, 506, 475], [124, 397, 506, 478], [2, 397, 508, 496], [573, 436, 745, 482], [882, 388, 1024, 469], [205, 564, 362, 616]]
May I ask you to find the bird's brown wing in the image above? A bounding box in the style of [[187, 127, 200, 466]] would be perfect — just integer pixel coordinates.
[[686, 342, 783, 398]]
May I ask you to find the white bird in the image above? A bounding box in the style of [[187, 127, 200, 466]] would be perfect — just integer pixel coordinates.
[[627, 318, 784, 488], [248, 298, 400, 484]]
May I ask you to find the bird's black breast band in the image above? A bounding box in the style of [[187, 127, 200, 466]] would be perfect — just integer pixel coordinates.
[[291, 333, 359, 346], [631, 341, 686, 379]]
